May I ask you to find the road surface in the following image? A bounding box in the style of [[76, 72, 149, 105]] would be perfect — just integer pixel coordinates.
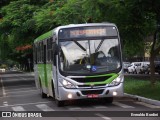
[[0, 71, 159, 120]]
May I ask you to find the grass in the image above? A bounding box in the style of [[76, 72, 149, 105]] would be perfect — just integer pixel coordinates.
[[124, 77, 160, 101]]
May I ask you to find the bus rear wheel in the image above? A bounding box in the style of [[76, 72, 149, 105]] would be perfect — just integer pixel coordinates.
[[55, 99, 65, 107], [39, 80, 47, 98], [40, 87, 47, 98], [104, 97, 113, 104]]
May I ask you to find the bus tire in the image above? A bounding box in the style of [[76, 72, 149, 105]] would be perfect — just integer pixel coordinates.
[[40, 88, 47, 98], [51, 81, 55, 100], [104, 97, 113, 104], [39, 80, 47, 98], [55, 99, 65, 107]]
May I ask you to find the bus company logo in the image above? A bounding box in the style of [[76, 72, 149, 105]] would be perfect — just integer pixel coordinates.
[[2, 112, 11, 117], [90, 84, 94, 88]]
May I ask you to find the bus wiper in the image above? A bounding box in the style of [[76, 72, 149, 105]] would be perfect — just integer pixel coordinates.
[[74, 41, 86, 51], [95, 39, 104, 52]]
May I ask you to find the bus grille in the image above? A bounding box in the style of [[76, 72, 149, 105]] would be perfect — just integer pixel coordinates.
[[78, 84, 106, 88], [72, 76, 111, 83], [81, 89, 104, 95]]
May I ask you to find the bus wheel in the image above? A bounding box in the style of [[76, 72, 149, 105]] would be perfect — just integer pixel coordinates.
[[55, 99, 65, 107], [51, 81, 55, 100], [40, 88, 47, 98], [40, 81, 47, 98], [104, 97, 113, 104]]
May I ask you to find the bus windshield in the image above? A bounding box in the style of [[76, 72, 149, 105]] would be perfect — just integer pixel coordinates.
[[59, 38, 121, 75]]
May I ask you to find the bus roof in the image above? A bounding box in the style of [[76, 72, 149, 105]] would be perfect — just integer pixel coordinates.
[[34, 23, 116, 43], [34, 30, 53, 43]]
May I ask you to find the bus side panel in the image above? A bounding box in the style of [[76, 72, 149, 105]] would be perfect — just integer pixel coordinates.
[[34, 64, 40, 89], [38, 64, 48, 93], [46, 63, 53, 97]]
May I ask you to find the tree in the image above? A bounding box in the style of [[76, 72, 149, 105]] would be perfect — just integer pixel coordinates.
[[81, 0, 160, 85], [0, 0, 46, 70]]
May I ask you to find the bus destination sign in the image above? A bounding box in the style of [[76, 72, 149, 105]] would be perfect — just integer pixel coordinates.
[[70, 28, 106, 38], [59, 26, 117, 39]]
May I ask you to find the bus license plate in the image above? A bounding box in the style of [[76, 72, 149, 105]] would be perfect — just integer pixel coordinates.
[[87, 94, 99, 98]]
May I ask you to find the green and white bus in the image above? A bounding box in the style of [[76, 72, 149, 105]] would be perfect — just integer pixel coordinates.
[[33, 23, 124, 107]]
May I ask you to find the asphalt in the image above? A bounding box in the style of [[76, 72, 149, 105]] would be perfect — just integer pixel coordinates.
[[0, 71, 160, 120]]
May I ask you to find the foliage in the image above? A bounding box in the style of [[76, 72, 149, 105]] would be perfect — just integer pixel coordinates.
[[124, 77, 160, 100], [0, 0, 160, 83], [0, 0, 46, 70]]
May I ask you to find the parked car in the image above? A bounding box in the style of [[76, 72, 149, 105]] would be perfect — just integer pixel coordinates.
[[0, 68, 5, 72], [128, 62, 138, 74], [123, 62, 130, 73], [134, 62, 150, 74], [155, 63, 160, 74]]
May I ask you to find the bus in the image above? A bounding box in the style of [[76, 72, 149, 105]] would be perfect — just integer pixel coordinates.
[[33, 23, 124, 107]]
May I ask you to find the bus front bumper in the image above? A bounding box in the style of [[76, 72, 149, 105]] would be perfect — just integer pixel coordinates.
[[57, 82, 124, 101]]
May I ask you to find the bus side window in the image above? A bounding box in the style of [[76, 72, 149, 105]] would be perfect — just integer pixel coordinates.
[[41, 42, 44, 63], [47, 39, 50, 62], [52, 42, 56, 65], [37, 43, 40, 63], [52, 34, 57, 65], [33, 44, 37, 64], [47, 39, 49, 62], [39, 42, 41, 62], [39, 43, 41, 63], [50, 38, 53, 61], [47, 38, 53, 62]]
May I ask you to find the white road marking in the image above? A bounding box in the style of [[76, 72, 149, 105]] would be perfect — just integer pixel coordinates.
[[5, 85, 34, 88], [93, 106, 108, 109], [68, 107, 82, 110], [135, 102, 160, 109], [0, 101, 51, 108], [112, 102, 135, 108], [14, 74, 29, 80], [1, 78, 6, 97], [5, 87, 36, 92], [6, 89, 38, 94], [0, 92, 38, 98], [12, 106, 26, 111], [3, 101, 8, 106], [36, 104, 55, 111], [95, 113, 112, 120]]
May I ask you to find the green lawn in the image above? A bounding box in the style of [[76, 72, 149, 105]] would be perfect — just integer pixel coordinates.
[[124, 77, 160, 101]]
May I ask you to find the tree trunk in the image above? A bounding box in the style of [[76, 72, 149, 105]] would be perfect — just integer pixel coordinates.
[[149, 28, 159, 86], [149, 53, 156, 86]]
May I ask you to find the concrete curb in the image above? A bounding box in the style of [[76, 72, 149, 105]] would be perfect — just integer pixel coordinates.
[[124, 93, 160, 106]]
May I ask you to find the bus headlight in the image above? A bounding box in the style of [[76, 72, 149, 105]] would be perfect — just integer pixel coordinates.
[[62, 79, 76, 88], [108, 75, 123, 87]]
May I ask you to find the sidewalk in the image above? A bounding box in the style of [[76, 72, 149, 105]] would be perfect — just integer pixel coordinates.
[[124, 93, 160, 106]]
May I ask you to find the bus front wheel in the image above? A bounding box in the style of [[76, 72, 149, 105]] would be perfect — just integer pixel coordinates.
[[104, 97, 113, 104]]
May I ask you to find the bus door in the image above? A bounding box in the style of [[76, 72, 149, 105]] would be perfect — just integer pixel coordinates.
[[52, 35, 59, 98], [43, 43, 48, 93]]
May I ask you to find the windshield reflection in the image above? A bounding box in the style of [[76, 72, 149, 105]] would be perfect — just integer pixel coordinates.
[[59, 39, 121, 74]]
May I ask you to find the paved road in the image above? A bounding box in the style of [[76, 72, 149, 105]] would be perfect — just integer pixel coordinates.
[[0, 71, 159, 120]]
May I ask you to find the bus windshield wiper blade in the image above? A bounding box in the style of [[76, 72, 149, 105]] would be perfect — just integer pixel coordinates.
[[74, 41, 86, 51], [95, 39, 104, 52]]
